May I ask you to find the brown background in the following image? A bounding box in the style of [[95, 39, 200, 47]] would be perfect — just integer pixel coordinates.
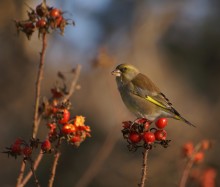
[[0, 0, 219, 186]]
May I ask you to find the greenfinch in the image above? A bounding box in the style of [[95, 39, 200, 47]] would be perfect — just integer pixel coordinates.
[[112, 64, 195, 127]]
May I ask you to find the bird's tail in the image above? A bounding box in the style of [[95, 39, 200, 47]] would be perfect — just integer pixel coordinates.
[[175, 115, 196, 127]]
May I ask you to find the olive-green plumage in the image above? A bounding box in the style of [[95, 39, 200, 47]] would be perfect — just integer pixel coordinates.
[[112, 64, 195, 127]]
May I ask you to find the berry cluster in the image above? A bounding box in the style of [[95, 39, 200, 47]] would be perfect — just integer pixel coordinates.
[[182, 140, 212, 163], [3, 138, 51, 159], [122, 118, 171, 151], [3, 71, 91, 160], [40, 77, 91, 148], [14, 2, 74, 39]]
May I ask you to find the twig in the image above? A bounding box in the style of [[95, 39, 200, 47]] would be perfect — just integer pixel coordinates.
[[179, 157, 194, 187], [63, 64, 81, 102], [16, 33, 47, 187], [29, 159, 40, 187], [179, 143, 202, 187], [139, 149, 149, 187], [16, 162, 26, 187], [33, 33, 47, 139], [48, 151, 61, 187], [19, 153, 43, 187]]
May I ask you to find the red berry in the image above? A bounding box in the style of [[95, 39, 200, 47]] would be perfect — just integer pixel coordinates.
[[11, 138, 23, 154], [51, 107, 58, 114], [143, 132, 155, 143], [23, 146, 32, 157], [11, 144, 22, 154], [47, 123, 56, 130], [70, 136, 81, 143], [41, 140, 51, 152], [50, 8, 61, 18], [135, 118, 147, 124], [59, 109, 70, 124], [155, 118, 168, 129], [36, 19, 47, 28], [14, 138, 23, 145], [55, 16, 63, 27], [25, 22, 35, 29], [154, 130, 167, 141], [129, 132, 142, 143], [51, 88, 63, 98]]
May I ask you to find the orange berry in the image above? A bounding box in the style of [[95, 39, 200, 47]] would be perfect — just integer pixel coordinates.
[[50, 8, 61, 18], [201, 140, 211, 151], [62, 124, 73, 134], [183, 142, 194, 157], [194, 152, 204, 163]]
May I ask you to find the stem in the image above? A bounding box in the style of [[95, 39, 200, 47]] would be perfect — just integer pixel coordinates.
[[19, 152, 43, 187], [63, 64, 81, 102], [29, 159, 40, 187], [179, 158, 194, 187], [16, 33, 47, 187], [139, 149, 149, 187], [33, 33, 47, 139], [16, 162, 26, 187], [48, 152, 61, 187], [179, 144, 202, 187]]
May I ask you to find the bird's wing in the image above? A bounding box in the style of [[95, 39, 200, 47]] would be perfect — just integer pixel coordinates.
[[130, 73, 180, 116]]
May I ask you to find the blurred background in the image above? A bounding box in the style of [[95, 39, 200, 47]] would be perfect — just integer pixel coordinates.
[[0, 0, 219, 186]]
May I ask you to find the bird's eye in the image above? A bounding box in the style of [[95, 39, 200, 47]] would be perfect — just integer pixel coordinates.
[[121, 67, 127, 72]]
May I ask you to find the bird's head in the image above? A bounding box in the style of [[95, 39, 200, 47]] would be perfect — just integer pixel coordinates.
[[111, 64, 139, 83]]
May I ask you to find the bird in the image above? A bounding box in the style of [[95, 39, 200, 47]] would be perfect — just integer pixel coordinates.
[[111, 63, 195, 127]]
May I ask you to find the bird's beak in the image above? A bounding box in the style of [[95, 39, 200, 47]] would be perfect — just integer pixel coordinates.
[[111, 69, 121, 77]]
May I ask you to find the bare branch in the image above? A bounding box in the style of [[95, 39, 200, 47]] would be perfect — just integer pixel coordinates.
[[33, 33, 47, 139], [48, 152, 61, 187], [139, 149, 149, 187]]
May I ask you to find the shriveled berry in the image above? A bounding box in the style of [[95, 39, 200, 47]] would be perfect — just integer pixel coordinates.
[[11, 144, 22, 154], [122, 121, 132, 129], [23, 146, 32, 157]]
